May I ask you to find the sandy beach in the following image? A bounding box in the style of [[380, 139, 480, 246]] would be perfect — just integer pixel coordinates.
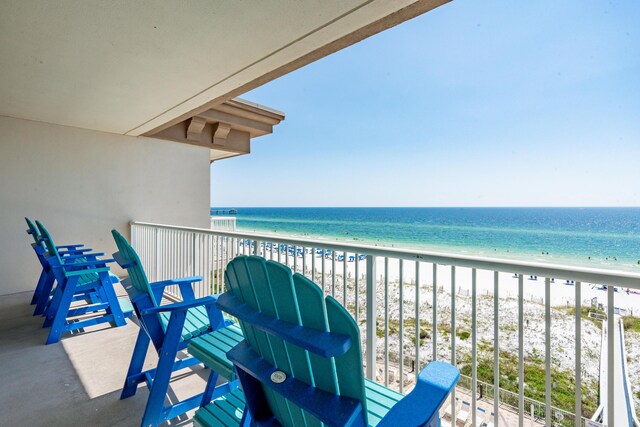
[[259, 246, 640, 315]]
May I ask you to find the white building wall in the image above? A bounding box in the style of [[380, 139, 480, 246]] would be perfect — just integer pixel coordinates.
[[0, 115, 211, 295]]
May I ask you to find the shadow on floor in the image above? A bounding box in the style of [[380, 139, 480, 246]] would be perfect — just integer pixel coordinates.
[[0, 290, 210, 427]]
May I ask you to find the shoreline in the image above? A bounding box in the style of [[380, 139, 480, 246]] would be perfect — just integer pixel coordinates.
[[242, 241, 640, 315], [235, 223, 640, 274]]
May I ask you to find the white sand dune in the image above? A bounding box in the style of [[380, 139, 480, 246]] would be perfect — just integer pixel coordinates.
[[279, 251, 640, 314]]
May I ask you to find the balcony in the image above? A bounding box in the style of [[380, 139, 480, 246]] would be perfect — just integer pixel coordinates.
[[3, 221, 639, 427], [8, 1, 638, 426]]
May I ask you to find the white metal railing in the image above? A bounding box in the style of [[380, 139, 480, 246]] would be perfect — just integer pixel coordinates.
[[456, 374, 589, 426], [130, 221, 640, 427], [210, 216, 236, 231], [620, 320, 640, 427]]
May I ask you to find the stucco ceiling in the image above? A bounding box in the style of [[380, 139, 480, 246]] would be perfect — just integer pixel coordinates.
[[0, 0, 447, 136]]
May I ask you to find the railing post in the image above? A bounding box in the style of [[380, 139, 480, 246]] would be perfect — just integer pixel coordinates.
[[575, 282, 582, 425], [451, 265, 457, 424], [432, 263, 438, 361], [494, 270, 500, 425], [545, 277, 551, 427], [607, 285, 614, 427], [130, 223, 136, 248], [530, 403, 535, 427], [154, 227, 160, 282], [518, 274, 524, 427], [192, 232, 197, 277], [365, 255, 377, 380], [192, 232, 198, 296], [471, 268, 477, 427]]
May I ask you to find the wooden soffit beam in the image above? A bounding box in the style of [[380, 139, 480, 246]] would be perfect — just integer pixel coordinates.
[[148, 97, 284, 162]]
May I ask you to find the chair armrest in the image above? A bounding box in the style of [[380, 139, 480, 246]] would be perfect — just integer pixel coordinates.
[[61, 259, 115, 270], [150, 276, 204, 288], [150, 276, 203, 301], [56, 244, 85, 249], [60, 254, 86, 261], [377, 361, 459, 427], [65, 267, 111, 277], [61, 252, 105, 261], [217, 292, 352, 358], [58, 247, 93, 255], [227, 341, 363, 426], [140, 295, 218, 316]]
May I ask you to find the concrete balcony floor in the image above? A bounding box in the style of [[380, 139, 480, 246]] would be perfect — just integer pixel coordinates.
[[0, 286, 538, 427], [0, 287, 208, 427]]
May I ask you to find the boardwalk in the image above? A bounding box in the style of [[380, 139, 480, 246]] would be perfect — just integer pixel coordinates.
[[601, 316, 635, 427], [438, 388, 545, 427]]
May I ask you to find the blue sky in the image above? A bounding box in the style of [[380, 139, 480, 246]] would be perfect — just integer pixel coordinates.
[[211, 0, 640, 207]]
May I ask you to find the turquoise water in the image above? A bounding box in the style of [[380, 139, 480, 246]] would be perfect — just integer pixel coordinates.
[[211, 208, 640, 271]]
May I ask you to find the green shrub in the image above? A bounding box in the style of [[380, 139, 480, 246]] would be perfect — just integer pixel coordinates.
[[622, 315, 640, 332]]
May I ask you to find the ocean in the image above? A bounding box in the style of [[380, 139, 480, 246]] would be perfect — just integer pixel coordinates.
[[211, 207, 640, 272]]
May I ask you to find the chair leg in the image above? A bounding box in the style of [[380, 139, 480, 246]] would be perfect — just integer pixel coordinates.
[[240, 409, 252, 427], [33, 272, 55, 316], [121, 329, 151, 399], [99, 272, 127, 327], [94, 285, 108, 304], [31, 269, 47, 305], [43, 278, 65, 327], [200, 372, 219, 407], [45, 277, 77, 345], [141, 314, 185, 427]]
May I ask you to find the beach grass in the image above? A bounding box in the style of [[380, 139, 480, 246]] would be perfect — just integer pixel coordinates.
[[622, 315, 640, 332], [458, 350, 598, 418], [557, 306, 606, 330]]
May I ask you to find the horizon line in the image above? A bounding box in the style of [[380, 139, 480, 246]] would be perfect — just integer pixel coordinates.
[[209, 205, 640, 209]]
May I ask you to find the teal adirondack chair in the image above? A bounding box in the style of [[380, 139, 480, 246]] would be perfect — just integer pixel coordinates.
[[35, 220, 132, 344], [111, 230, 243, 427], [190, 256, 459, 427]]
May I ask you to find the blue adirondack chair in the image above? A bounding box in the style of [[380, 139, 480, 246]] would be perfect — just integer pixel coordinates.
[[32, 220, 122, 318], [111, 230, 244, 427], [25, 217, 93, 310], [26, 218, 122, 317], [191, 256, 459, 427], [35, 221, 133, 344]]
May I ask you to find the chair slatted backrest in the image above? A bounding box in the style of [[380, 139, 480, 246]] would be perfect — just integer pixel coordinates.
[[25, 217, 42, 246], [111, 230, 159, 307], [225, 255, 367, 427], [35, 220, 62, 262]]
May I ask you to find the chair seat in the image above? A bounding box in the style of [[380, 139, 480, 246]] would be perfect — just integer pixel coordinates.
[[117, 296, 134, 315], [188, 324, 245, 380], [76, 269, 119, 286], [62, 257, 92, 284], [194, 387, 246, 427], [159, 305, 215, 341], [194, 377, 403, 427], [363, 378, 404, 425]]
